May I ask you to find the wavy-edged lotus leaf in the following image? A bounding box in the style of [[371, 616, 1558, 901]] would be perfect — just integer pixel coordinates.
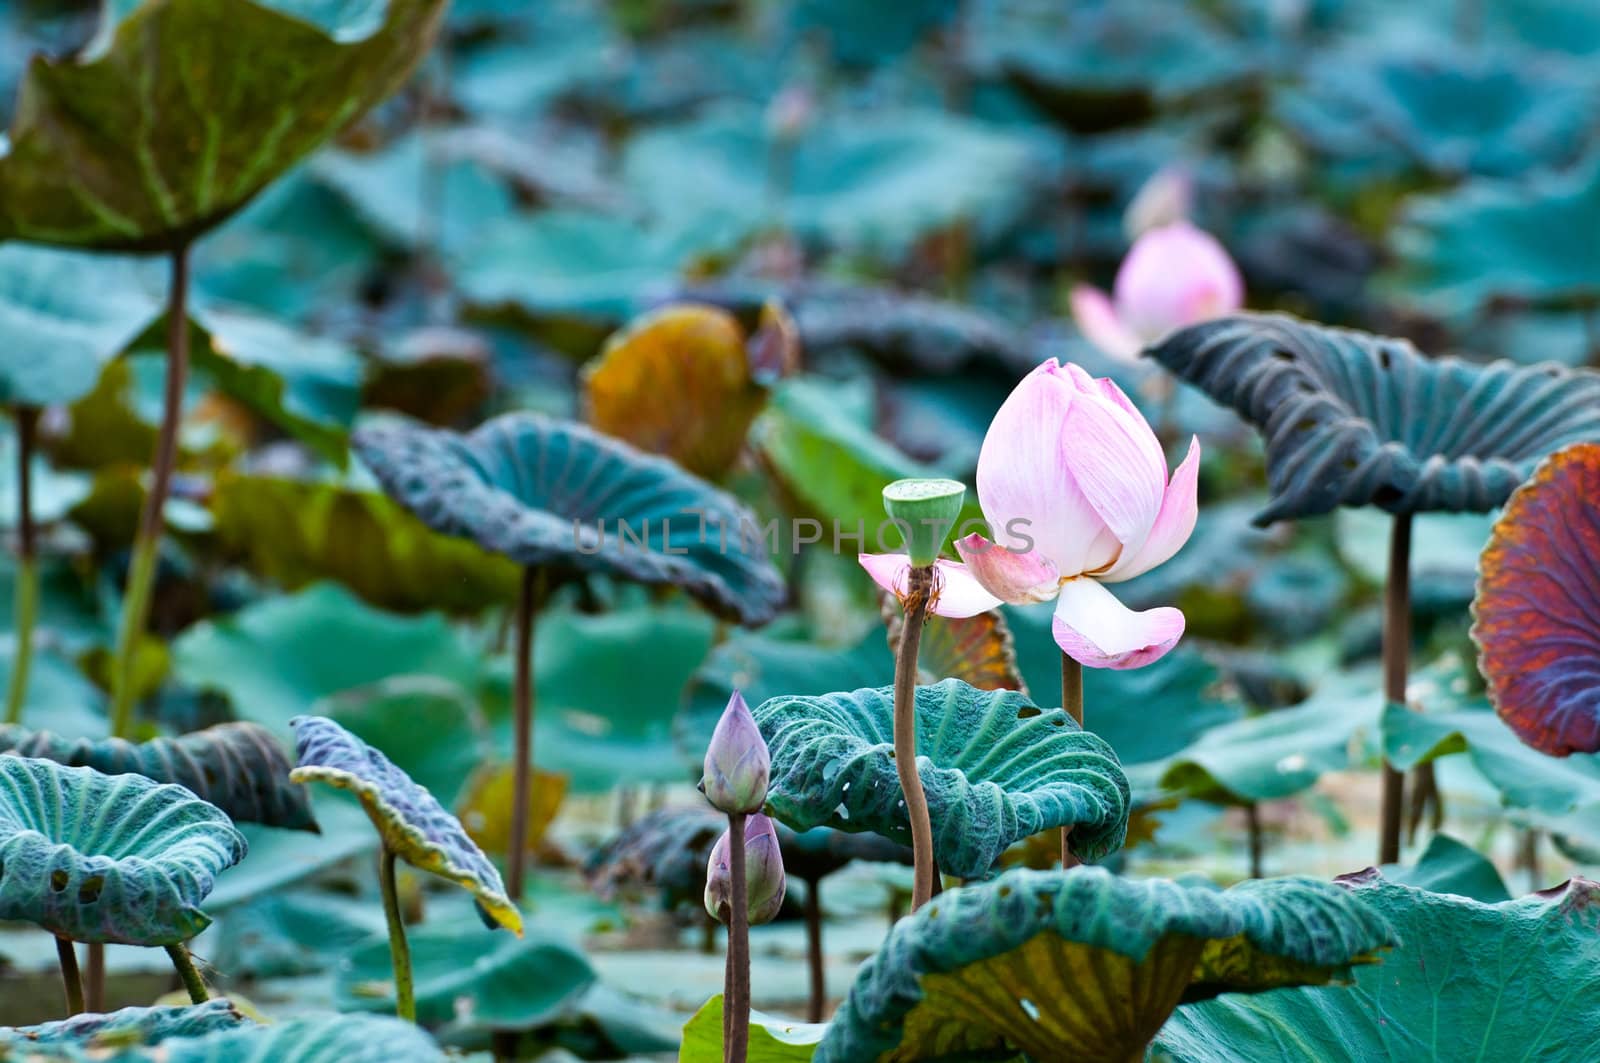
[[0, 757, 246, 944], [1148, 313, 1600, 525], [212, 474, 521, 616], [288, 715, 522, 935], [162, 1013, 448, 1063], [582, 304, 768, 479], [1154, 871, 1600, 1062], [0, 999, 250, 1049], [680, 994, 827, 1063], [1471, 443, 1600, 755], [0, 245, 161, 407], [817, 866, 1395, 1063], [880, 591, 1024, 691], [0, 0, 448, 250], [322, 675, 486, 805], [755, 678, 1130, 874], [354, 413, 785, 625], [0, 721, 316, 831], [336, 914, 595, 1027]]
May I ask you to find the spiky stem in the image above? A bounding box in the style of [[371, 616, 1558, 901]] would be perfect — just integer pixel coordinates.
[[378, 846, 415, 1022], [6, 406, 39, 724], [894, 565, 937, 910], [507, 565, 544, 900], [724, 811, 750, 1063], [54, 936, 83, 1016], [1378, 513, 1413, 866], [1060, 651, 1083, 869], [164, 943, 208, 1004]]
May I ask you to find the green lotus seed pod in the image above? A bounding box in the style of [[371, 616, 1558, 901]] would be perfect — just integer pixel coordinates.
[[882, 478, 966, 567]]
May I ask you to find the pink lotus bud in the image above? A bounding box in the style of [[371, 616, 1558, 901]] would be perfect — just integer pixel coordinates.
[[705, 813, 788, 926], [700, 691, 769, 815]]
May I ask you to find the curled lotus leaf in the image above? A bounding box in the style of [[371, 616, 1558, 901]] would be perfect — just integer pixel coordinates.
[[0, 1000, 249, 1050], [754, 678, 1130, 875], [1147, 313, 1600, 525], [0, 721, 317, 831], [0, 0, 448, 250], [1472, 443, 1600, 755], [353, 413, 784, 625], [880, 590, 1025, 691], [288, 715, 522, 935], [161, 1013, 448, 1063], [1155, 871, 1600, 1062], [816, 866, 1395, 1063], [0, 757, 246, 945]]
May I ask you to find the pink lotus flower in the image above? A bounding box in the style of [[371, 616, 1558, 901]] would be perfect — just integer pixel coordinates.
[[857, 554, 1002, 619], [1070, 220, 1243, 363], [954, 360, 1200, 669]]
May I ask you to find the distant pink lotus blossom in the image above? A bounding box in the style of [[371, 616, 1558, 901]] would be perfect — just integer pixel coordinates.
[[1070, 220, 1243, 362], [955, 360, 1199, 669]]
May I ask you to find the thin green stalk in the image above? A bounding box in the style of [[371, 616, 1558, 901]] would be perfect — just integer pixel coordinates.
[[110, 244, 191, 739], [1059, 652, 1083, 869], [6, 405, 39, 724], [1378, 513, 1413, 865], [724, 811, 750, 1063], [893, 565, 937, 910], [164, 943, 208, 1004], [378, 846, 415, 1022], [507, 565, 545, 900], [55, 936, 83, 1016]]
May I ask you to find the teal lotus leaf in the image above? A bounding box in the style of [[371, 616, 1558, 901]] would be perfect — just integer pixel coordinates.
[[162, 1013, 447, 1063], [0, 721, 317, 831], [817, 866, 1395, 1063], [0, 1000, 250, 1049], [1147, 313, 1600, 525], [0, 757, 246, 944], [0, 0, 448, 250], [288, 715, 522, 935], [755, 678, 1131, 875], [353, 413, 785, 625], [1155, 871, 1600, 1062]]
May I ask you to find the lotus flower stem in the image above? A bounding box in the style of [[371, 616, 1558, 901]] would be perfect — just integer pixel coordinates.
[[164, 943, 209, 1004], [803, 876, 825, 1022], [893, 564, 938, 909], [1059, 652, 1084, 869], [1246, 803, 1264, 878], [377, 845, 416, 1022], [84, 942, 104, 1011], [5, 405, 39, 725], [54, 936, 83, 1016], [110, 243, 191, 740], [507, 565, 545, 900], [1378, 513, 1413, 865], [723, 811, 750, 1063]]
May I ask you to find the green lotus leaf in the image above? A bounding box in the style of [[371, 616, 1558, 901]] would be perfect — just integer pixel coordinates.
[[322, 676, 484, 805], [755, 678, 1131, 875], [680, 994, 828, 1063], [288, 715, 522, 935], [0, 721, 316, 831], [0, 0, 448, 250], [1153, 872, 1600, 1062], [161, 1013, 448, 1063], [1383, 833, 1510, 904], [353, 413, 785, 625], [0, 757, 246, 944], [212, 889, 383, 979], [335, 915, 595, 1027], [0, 1000, 250, 1049], [1147, 313, 1600, 525], [817, 866, 1395, 1063], [211, 473, 521, 616]]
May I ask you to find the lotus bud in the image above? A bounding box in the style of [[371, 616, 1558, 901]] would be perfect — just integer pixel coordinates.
[[704, 813, 788, 926], [700, 691, 769, 815], [882, 478, 966, 569]]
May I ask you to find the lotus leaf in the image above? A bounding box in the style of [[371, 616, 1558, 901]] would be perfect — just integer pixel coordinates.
[[1147, 313, 1600, 525], [0, 999, 249, 1048], [1154, 871, 1600, 1062], [755, 678, 1131, 874], [0, 0, 448, 250], [0, 721, 316, 831], [680, 995, 827, 1063], [817, 866, 1395, 1062], [1383, 833, 1510, 904], [288, 715, 522, 935], [881, 592, 1024, 691], [0, 757, 246, 944], [161, 1013, 448, 1063], [353, 413, 785, 625]]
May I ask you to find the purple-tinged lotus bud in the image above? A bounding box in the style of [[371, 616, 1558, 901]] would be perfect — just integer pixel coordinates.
[[700, 691, 769, 815], [704, 813, 788, 926]]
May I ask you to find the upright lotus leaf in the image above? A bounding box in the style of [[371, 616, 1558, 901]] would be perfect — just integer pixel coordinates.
[[287, 715, 522, 935], [0, 721, 317, 830], [816, 866, 1395, 1063], [755, 679, 1130, 875], [1383, 832, 1510, 904], [879, 591, 1024, 691], [0, 1000, 250, 1049], [0, 757, 246, 944], [1147, 313, 1600, 525], [353, 413, 785, 624], [680, 996, 827, 1063], [1471, 443, 1600, 755], [582, 304, 768, 479], [0, 0, 449, 250], [1154, 871, 1600, 1062], [161, 1013, 448, 1063]]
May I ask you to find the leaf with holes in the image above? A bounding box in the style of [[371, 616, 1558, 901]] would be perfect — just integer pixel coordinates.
[[0, 721, 316, 831], [0, 0, 447, 250], [289, 715, 521, 935], [880, 591, 1024, 691], [755, 678, 1130, 875], [1154, 872, 1600, 1062], [1472, 443, 1600, 755], [1148, 313, 1600, 525], [354, 413, 785, 624], [817, 866, 1394, 1063], [0, 757, 246, 944]]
